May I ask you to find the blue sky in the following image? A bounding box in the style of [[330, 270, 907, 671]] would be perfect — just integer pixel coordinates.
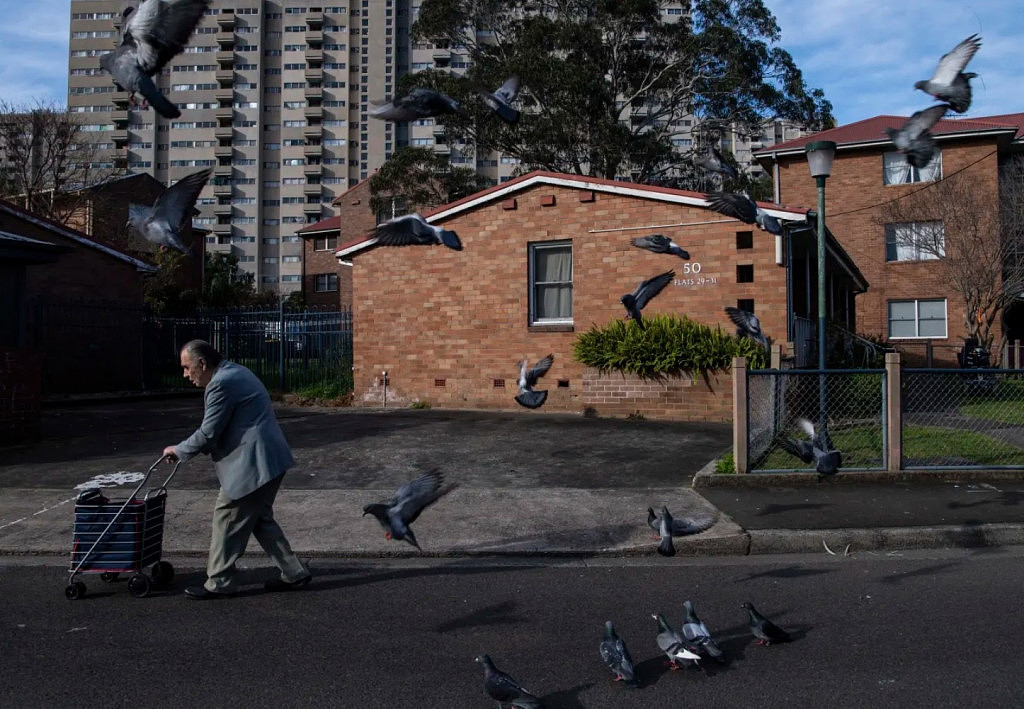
[[0, 0, 1020, 124]]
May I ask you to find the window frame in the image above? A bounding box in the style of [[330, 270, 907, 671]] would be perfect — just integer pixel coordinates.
[[884, 221, 945, 262], [314, 273, 339, 292], [883, 149, 942, 185], [528, 239, 573, 327], [314, 235, 337, 251], [887, 298, 948, 339]]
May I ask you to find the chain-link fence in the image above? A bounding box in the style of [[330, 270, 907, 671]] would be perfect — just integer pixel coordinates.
[[747, 369, 886, 473], [902, 369, 1024, 469]]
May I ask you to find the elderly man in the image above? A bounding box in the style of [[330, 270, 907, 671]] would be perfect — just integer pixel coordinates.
[[163, 339, 311, 599]]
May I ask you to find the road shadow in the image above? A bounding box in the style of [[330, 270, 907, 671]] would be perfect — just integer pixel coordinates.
[[539, 681, 595, 708], [736, 565, 835, 580], [753, 502, 832, 516], [433, 599, 530, 634]]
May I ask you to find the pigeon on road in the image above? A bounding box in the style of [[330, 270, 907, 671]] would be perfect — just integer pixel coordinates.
[[475, 654, 544, 708], [694, 146, 738, 179], [362, 469, 456, 550], [620, 270, 674, 328], [706, 191, 783, 235], [652, 613, 702, 670], [127, 167, 211, 255], [725, 306, 770, 351], [631, 234, 690, 260], [100, 0, 211, 118], [682, 600, 727, 664], [514, 354, 554, 410], [914, 34, 982, 113], [477, 76, 520, 124], [370, 213, 463, 250], [742, 602, 792, 646], [599, 620, 639, 687], [369, 87, 462, 122], [778, 418, 842, 481], [884, 104, 949, 169]]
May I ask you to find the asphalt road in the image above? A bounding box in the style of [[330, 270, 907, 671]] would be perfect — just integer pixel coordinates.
[[3, 548, 1023, 708]]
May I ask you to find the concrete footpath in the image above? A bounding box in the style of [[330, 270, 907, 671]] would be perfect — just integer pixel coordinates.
[[3, 397, 1024, 559]]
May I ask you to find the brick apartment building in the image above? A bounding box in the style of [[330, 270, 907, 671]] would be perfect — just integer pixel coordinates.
[[755, 112, 1024, 364], [337, 171, 865, 419]]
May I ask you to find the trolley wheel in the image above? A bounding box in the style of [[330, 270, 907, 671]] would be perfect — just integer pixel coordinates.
[[151, 561, 174, 587], [127, 574, 151, 598], [65, 581, 87, 600], [100, 572, 119, 583]]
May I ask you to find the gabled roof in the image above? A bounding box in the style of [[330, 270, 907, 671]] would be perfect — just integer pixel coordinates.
[[0, 198, 157, 273], [297, 215, 341, 235], [0, 229, 72, 263], [755, 112, 1023, 158], [329, 173, 373, 207], [336, 170, 810, 257]]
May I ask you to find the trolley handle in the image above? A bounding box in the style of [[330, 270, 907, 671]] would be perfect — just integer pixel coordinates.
[[142, 456, 183, 500]]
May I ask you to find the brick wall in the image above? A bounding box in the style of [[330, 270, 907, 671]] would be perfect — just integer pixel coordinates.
[[350, 179, 784, 420], [774, 139, 1003, 363], [582, 368, 733, 421], [0, 348, 42, 444]]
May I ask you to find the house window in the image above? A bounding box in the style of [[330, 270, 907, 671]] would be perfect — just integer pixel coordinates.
[[315, 273, 339, 292], [888, 299, 947, 339], [885, 222, 944, 262], [883, 150, 941, 185], [314, 235, 337, 251], [529, 240, 573, 324], [736, 264, 754, 283]]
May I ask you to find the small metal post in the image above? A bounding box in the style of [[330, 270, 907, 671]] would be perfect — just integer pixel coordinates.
[[732, 356, 748, 474], [381, 370, 388, 408]]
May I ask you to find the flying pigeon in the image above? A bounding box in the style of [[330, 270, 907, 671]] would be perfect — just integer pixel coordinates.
[[127, 167, 211, 255], [682, 600, 727, 664], [477, 76, 520, 124], [369, 213, 463, 250], [705, 192, 783, 235], [620, 270, 674, 328], [646, 507, 716, 539], [884, 104, 949, 169], [741, 602, 792, 646], [650, 505, 676, 557], [630, 234, 690, 260], [652, 613, 702, 670], [362, 469, 456, 550], [475, 654, 544, 708], [369, 87, 462, 122], [599, 621, 639, 687], [725, 306, 770, 351], [777, 418, 842, 481], [99, 0, 211, 118], [694, 146, 738, 179], [914, 34, 982, 113], [514, 354, 554, 410]]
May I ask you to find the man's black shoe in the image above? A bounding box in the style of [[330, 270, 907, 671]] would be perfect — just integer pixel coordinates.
[[185, 585, 234, 600], [264, 574, 312, 592]]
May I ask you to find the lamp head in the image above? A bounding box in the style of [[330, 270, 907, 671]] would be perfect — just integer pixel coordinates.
[[805, 140, 837, 179]]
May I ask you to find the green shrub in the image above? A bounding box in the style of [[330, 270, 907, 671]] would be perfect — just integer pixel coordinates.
[[715, 452, 735, 474], [410, 400, 431, 409], [573, 314, 767, 378]]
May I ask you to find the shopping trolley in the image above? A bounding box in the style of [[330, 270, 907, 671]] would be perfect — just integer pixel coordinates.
[[65, 457, 181, 600]]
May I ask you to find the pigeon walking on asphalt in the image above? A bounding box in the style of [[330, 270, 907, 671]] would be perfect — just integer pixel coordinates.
[[705, 191, 783, 235], [369, 213, 463, 250], [725, 306, 770, 352], [99, 0, 211, 118], [127, 167, 211, 255], [620, 270, 674, 328], [914, 34, 982, 113], [652, 613, 702, 670], [599, 620, 639, 687], [694, 146, 738, 179], [369, 87, 462, 122], [477, 76, 520, 124], [631, 234, 690, 260], [475, 654, 544, 708], [514, 354, 554, 410], [362, 469, 456, 551], [884, 104, 949, 169], [778, 418, 842, 481], [742, 602, 792, 646], [682, 600, 727, 664]]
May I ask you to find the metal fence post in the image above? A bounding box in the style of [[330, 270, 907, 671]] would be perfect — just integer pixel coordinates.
[[278, 298, 286, 392], [885, 352, 902, 472], [732, 356, 748, 474]]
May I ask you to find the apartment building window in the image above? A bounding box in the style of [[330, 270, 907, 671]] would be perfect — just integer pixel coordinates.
[[315, 273, 339, 292], [888, 299, 947, 339], [282, 256, 301, 264], [883, 150, 941, 184], [282, 275, 301, 283], [528, 240, 573, 325], [314, 236, 337, 251], [885, 221, 945, 262]]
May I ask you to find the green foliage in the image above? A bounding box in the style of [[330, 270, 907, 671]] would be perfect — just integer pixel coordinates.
[[411, 0, 833, 184], [715, 452, 735, 475], [201, 252, 276, 308], [369, 146, 492, 217], [294, 375, 354, 402], [143, 249, 200, 316], [573, 314, 767, 377], [410, 400, 432, 409]]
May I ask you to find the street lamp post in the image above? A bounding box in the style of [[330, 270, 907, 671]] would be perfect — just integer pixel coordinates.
[[805, 140, 836, 430]]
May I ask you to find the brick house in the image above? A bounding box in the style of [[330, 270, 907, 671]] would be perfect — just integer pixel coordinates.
[[0, 199, 157, 395], [755, 112, 1024, 365], [337, 171, 866, 420]]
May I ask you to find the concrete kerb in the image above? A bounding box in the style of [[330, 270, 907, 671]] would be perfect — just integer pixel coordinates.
[[691, 469, 1024, 488]]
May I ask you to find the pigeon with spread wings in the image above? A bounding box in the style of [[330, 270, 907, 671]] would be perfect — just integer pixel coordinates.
[[477, 76, 520, 124], [128, 167, 211, 255], [631, 234, 689, 260], [705, 191, 783, 235], [370, 213, 463, 250], [369, 87, 462, 122], [885, 104, 949, 170], [515, 354, 554, 410], [620, 270, 674, 329], [362, 469, 456, 551], [914, 34, 981, 113]]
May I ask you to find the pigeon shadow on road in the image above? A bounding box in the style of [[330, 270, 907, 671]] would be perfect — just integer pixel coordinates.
[[877, 561, 960, 584], [735, 565, 835, 581], [451, 523, 639, 554], [433, 600, 530, 634], [753, 502, 832, 516], [298, 562, 536, 593], [539, 681, 595, 708], [633, 654, 705, 685]]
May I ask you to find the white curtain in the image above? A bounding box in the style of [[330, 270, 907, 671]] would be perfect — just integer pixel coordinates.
[[883, 150, 941, 185], [535, 246, 572, 320]]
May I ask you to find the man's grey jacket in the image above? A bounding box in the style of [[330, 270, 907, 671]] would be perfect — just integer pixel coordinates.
[[175, 361, 295, 500]]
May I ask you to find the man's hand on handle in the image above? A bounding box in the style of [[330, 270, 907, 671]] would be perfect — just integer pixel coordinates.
[[162, 446, 179, 463]]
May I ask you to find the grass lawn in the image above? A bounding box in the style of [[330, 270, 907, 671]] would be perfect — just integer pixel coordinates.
[[957, 378, 1024, 426]]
